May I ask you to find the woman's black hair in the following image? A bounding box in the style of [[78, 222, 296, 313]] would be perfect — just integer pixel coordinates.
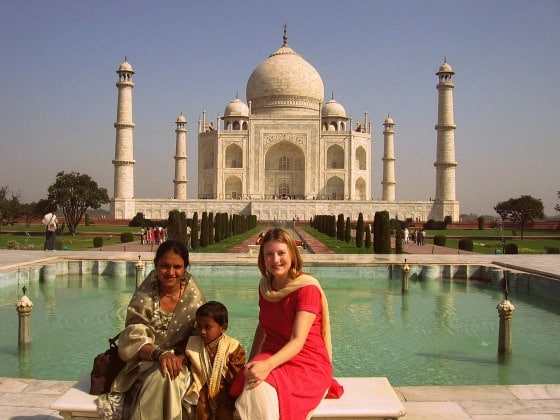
[[154, 239, 190, 267], [196, 301, 228, 325]]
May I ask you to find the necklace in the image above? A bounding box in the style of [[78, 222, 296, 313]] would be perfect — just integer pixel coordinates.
[[160, 283, 184, 300]]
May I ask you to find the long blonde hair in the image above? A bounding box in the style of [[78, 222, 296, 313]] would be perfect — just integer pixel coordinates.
[[257, 228, 304, 279]]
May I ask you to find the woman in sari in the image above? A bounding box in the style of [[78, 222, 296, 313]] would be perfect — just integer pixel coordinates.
[[98, 239, 206, 419]]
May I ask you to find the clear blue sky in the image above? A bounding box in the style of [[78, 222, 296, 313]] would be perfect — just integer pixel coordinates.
[[1, 0, 558, 217]]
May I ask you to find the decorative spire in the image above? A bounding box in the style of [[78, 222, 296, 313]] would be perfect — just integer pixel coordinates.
[[331, 92, 334, 100], [283, 24, 288, 46]]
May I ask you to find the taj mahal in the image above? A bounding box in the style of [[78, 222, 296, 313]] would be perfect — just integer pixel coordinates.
[[110, 30, 459, 223]]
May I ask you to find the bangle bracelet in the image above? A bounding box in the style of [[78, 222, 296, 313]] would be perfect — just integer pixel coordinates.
[[150, 347, 162, 361], [158, 350, 173, 362]]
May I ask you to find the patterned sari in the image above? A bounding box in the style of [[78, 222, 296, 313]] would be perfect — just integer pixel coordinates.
[[97, 270, 205, 419]]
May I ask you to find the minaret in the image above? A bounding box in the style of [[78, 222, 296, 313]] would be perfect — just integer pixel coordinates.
[[112, 58, 135, 199], [382, 115, 396, 201], [173, 114, 188, 199], [434, 59, 457, 203]]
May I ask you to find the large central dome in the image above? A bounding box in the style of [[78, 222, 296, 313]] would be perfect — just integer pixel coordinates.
[[246, 36, 324, 115]]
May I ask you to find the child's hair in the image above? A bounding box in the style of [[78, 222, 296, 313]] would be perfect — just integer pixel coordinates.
[[196, 300, 228, 325]]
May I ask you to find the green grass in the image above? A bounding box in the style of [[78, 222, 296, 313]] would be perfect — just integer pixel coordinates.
[[190, 228, 261, 253], [0, 224, 137, 250], [302, 226, 374, 254], [426, 229, 560, 254], [426, 229, 559, 238], [1, 223, 558, 254]]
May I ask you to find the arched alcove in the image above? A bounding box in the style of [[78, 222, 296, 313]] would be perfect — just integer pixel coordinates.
[[264, 141, 305, 198]]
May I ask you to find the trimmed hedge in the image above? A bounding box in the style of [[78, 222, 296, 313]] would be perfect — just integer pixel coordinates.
[[93, 237, 104, 248], [120, 232, 134, 243], [545, 246, 560, 254], [458, 238, 474, 251], [504, 242, 518, 254], [433, 235, 446, 246]]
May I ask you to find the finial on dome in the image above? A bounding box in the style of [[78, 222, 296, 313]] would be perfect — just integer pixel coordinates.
[[124, 55, 127, 62], [283, 24, 288, 46], [331, 92, 334, 100], [236, 90, 239, 99]]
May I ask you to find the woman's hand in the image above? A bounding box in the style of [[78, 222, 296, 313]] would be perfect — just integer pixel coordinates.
[[244, 359, 272, 388], [159, 352, 185, 380]]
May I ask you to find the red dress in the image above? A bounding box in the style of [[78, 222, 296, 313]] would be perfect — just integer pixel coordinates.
[[256, 285, 333, 419]]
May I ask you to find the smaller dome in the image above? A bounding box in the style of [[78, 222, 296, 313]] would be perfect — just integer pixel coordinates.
[[322, 98, 346, 118], [117, 59, 134, 73], [224, 98, 249, 118], [437, 61, 454, 74], [176, 114, 186, 123], [384, 115, 394, 125]]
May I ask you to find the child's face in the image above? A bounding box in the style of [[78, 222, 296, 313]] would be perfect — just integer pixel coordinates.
[[196, 315, 226, 345]]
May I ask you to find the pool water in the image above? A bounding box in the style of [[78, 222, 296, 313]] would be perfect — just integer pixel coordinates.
[[0, 265, 558, 386]]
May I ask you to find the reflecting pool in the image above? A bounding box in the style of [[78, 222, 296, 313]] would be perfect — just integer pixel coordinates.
[[0, 264, 559, 386]]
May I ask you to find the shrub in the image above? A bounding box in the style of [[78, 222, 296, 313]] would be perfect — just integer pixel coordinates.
[[120, 232, 134, 243], [544, 246, 560, 254], [93, 237, 104, 248], [129, 212, 148, 227], [504, 243, 518, 254], [458, 238, 474, 251], [6, 240, 20, 250], [433, 235, 446, 246], [477, 216, 485, 230]]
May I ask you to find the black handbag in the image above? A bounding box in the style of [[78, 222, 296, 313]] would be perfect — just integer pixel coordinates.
[[89, 333, 126, 395]]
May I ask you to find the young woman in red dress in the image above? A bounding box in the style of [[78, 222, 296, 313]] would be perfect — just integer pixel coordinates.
[[235, 228, 342, 420]]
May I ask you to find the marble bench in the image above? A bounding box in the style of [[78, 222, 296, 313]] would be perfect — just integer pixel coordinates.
[[51, 376, 405, 419]]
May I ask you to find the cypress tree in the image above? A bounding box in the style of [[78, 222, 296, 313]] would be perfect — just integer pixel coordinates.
[[395, 218, 403, 254], [191, 212, 199, 250], [208, 212, 214, 245], [200, 212, 208, 247], [356, 213, 364, 248], [365, 223, 372, 250], [345, 217, 351, 243], [373, 211, 381, 253], [337, 214, 345, 241], [379, 211, 391, 253]]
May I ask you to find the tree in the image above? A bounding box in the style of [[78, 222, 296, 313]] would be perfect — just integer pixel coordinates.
[[555, 191, 560, 213], [494, 195, 544, 240], [355, 213, 364, 248], [20, 202, 41, 229], [344, 217, 351, 243], [0, 186, 23, 225], [47, 171, 109, 235]]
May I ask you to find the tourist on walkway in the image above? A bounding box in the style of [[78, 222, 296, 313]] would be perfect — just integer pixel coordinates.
[[235, 228, 343, 419], [42, 210, 58, 251], [97, 240, 206, 419]]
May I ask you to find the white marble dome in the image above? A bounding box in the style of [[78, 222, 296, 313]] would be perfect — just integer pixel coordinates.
[[437, 61, 454, 74], [117, 59, 134, 73], [322, 98, 346, 118], [224, 97, 249, 117], [246, 41, 324, 114]]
